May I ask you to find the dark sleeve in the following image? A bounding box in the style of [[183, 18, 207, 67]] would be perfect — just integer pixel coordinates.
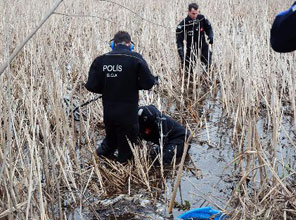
[[204, 17, 214, 44], [163, 116, 189, 142], [270, 1, 296, 52], [176, 21, 185, 61], [136, 55, 156, 90], [85, 57, 104, 94]]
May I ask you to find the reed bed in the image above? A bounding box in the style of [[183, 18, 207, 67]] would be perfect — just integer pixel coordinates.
[[1, 0, 296, 219]]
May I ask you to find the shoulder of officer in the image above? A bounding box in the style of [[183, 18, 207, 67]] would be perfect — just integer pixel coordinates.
[[120, 50, 148, 64], [197, 14, 205, 20], [176, 17, 188, 31], [129, 51, 145, 60], [199, 14, 212, 26], [92, 54, 108, 63], [109, 50, 148, 64]]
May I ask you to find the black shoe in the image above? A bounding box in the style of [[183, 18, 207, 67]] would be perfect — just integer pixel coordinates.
[[96, 139, 115, 158], [116, 150, 133, 164]]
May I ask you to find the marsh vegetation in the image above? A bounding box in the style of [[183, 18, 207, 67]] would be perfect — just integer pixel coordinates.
[[0, 0, 295, 219]]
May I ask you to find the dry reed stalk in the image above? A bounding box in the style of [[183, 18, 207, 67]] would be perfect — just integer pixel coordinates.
[[261, 153, 292, 197], [1, 0, 296, 219], [129, 142, 152, 193], [186, 177, 226, 211], [89, 152, 106, 194], [254, 121, 267, 194], [168, 130, 194, 214]]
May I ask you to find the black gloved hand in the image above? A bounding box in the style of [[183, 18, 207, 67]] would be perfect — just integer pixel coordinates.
[[208, 37, 213, 44]]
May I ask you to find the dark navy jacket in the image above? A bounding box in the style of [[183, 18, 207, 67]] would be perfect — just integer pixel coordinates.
[[176, 14, 213, 60], [85, 45, 156, 124], [138, 105, 189, 145], [271, 1, 296, 52]]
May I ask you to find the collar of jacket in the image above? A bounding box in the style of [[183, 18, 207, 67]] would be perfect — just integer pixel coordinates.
[[114, 44, 130, 51], [185, 15, 202, 23], [185, 15, 192, 23]]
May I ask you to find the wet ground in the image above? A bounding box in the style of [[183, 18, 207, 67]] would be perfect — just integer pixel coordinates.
[[167, 96, 235, 218], [82, 96, 236, 219], [68, 91, 296, 219]]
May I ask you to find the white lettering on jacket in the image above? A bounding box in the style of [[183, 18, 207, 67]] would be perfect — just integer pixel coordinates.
[[103, 64, 122, 72], [106, 73, 118, 77]]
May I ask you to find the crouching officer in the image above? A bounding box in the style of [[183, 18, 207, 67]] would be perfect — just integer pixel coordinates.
[[138, 105, 190, 165], [85, 31, 157, 163], [271, 1, 296, 52]]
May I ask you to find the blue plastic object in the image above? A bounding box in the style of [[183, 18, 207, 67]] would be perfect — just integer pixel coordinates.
[[178, 207, 228, 220]]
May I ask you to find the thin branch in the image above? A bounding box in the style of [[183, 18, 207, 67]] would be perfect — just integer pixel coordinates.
[[98, 0, 171, 29], [0, 0, 64, 77], [53, 12, 116, 23]]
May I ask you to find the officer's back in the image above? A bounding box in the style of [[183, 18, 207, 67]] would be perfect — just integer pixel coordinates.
[[103, 45, 151, 104], [86, 42, 155, 124]]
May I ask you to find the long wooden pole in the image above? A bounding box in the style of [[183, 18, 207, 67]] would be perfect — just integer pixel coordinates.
[[0, 0, 64, 77]]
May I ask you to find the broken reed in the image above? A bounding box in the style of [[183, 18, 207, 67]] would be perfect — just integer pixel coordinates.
[[0, 0, 295, 219]]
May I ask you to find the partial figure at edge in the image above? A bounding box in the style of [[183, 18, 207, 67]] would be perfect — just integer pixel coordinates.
[[271, 1, 296, 53]]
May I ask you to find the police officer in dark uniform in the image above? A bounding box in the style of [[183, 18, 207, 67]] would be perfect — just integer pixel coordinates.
[[85, 31, 157, 163], [138, 105, 190, 165], [271, 1, 296, 53], [176, 3, 214, 73]]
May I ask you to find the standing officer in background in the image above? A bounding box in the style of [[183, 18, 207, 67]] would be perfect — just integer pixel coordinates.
[[270, 1, 296, 53], [176, 3, 214, 73], [85, 31, 157, 163]]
